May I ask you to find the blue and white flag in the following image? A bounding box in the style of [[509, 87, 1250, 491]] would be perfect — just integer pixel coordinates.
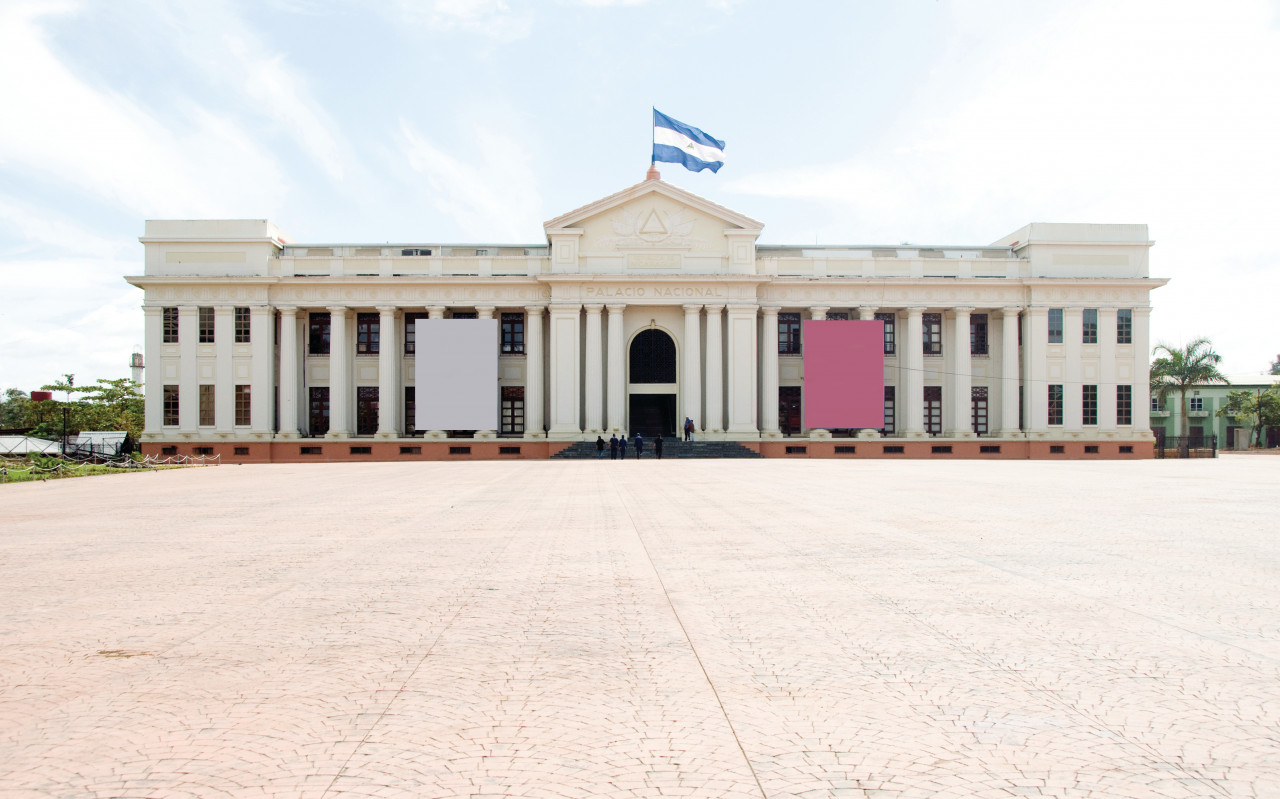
[[652, 109, 725, 174]]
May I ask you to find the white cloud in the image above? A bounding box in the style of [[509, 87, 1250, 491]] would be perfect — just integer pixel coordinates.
[[378, 0, 534, 41], [0, 197, 134, 258], [396, 120, 543, 241]]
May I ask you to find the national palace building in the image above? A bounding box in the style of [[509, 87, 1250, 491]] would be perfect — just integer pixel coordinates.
[[127, 171, 1168, 460]]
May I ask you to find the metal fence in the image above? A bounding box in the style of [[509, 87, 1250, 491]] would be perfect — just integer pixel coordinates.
[[1154, 434, 1218, 459]]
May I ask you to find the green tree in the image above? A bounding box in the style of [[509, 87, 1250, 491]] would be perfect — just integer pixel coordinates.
[[1270, 354, 1280, 375], [79, 378, 144, 439], [1216, 388, 1280, 447], [1151, 337, 1229, 452], [0, 389, 34, 429]]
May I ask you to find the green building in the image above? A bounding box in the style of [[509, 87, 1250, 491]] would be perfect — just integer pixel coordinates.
[[1150, 374, 1280, 449]]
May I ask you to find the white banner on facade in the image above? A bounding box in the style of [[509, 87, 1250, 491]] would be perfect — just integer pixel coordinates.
[[414, 319, 498, 430]]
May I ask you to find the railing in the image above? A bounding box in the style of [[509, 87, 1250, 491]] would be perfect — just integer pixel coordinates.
[[1154, 434, 1217, 459]]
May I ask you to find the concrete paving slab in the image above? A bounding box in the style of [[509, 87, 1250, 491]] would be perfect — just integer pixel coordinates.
[[1, 456, 1278, 798]]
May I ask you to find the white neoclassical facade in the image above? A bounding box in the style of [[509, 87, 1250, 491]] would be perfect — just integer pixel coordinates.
[[127, 174, 1167, 460]]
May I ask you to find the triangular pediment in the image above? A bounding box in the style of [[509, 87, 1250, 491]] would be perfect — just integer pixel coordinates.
[[544, 179, 764, 235]]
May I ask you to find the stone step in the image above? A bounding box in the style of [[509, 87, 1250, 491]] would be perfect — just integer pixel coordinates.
[[551, 439, 762, 459]]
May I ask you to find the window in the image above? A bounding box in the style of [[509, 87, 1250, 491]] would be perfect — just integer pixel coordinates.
[[404, 312, 428, 355], [1048, 384, 1064, 426], [502, 386, 525, 434], [499, 446, 521, 454], [932, 445, 952, 454], [1017, 313, 1023, 347], [835, 445, 856, 453], [875, 312, 896, 355], [1048, 309, 1063, 343], [450, 446, 471, 454], [1050, 445, 1065, 454], [300, 446, 322, 455], [400, 446, 421, 455], [1151, 395, 1162, 412], [356, 313, 379, 355], [199, 385, 215, 426], [502, 312, 525, 354], [882, 386, 896, 435], [163, 385, 179, 426], [163, 307, 179, 343], [309, 312, 331, 355], [922, 313, 942, 355], [778, 312, 801, 354], [924, 386, 942, 435], [980, 445, 1001, 454], [1117, 309, 1133, 344], [452, 311, 478, 319], [1189, 396, 1204, 412], [785, 445, 807, 454], [1083, 384, 1098, 426], [1019, 386, 1024, 430], [234, 447, 249, 456], [309, 387, 329, 435], [356, 387, 379, 435], [404, 386, 420, 435], [972, 386, 988, 435], [401, 248, 432, 256], [234, 307, 251, 343], [161, 446, 177, 455], [1118, 385, 1133, 425], [198, 307, 215, 343], [1082, 309, 1098, 344], [827, 311, 849, 320], [1084, 445, 1099, 454], [970, 314, 988, 355], [630, 329, 677, 383], [883, 445, 905, 454], [1120, 445, 1134, 454], [235, 385, 250, 426], [193, 447, 214, 456]]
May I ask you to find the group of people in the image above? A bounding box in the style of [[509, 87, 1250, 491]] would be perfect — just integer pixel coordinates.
[[597, 432, 663, 459]]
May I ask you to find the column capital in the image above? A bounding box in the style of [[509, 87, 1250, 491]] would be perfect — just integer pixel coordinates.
[[605, 303, 627, 313], [214, 304, 235, 314], [1001, 306, 1022, 317], [905, 305, 926, 316], [1025, 306, 1049, 316], [951, 306, 975, 314], [375, 305, 398, 314], [1132, 306, 1152, 318], [583, 303, 604, 314], [143, 305, 164, 316], [326, 305, 348, 313], [704, 303, 725, 313], [523, 304, 546, 314], [760, 304, 781, 316], [682, 303, 703, 314], [474, 305, 496, 318], [550, 302, 582, 313]]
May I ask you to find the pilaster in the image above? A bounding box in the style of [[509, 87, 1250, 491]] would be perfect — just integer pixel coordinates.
[[547, 303, 582, 438], [142, 306, 163, 436], [278, 307, 301, 438], [178, 305, 198, 434], [376, 306, 399, 438], [249, 306, 273, 435], [947, 307, 975, 437], [682, 304, 703, 431], [759, 305, 781, 437], [725, 304, 758, 436], [903, 307, 926, 437], [214, 306, 234, 434], [998, 307, 1021, 437], [524, 305, 546, 439], [326, 306, 350, 438], [704, 305, 724, 434], [606, 304, 625, 434], [584, 304, 604, 434]]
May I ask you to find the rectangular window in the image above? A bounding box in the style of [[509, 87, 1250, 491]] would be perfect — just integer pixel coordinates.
[[198, 307, 215, 343], [778, 312, 802, 354], [1083, 384, 1098, 426], [972, 386, 988, 435], [356, 313, 379, 355], [875, 312, 896, 355], [922, 313, 942, 355], [882, 385, 896, 435], [234, 307, 251, 343], [502, 385, 525, 434], [452, 311, 478, 319], [199, 384, 215, 426], [1048, 384, 1064, 426], [309, 312, 331, 355], [1017, 312, 1023, 347], [404, 312, 428, 355], [1082, 309, 1098, 344], [234, 384, 251, 426], [1189, 396, 1204, 412], [1019, 385, 1024, 430], [1118, 385, 1133, 425], [309, 387, 329, 435], [1048, 308, 1063, 343], [924, 386, 942, 435], [502, 312, 525, 354], [970, 314, 988, 356], [163, 385, 179, 426], [1117, 309, 1133, 344], [234, 447, 249, 456], [356, 386, 379, 435], [1151, 394, 1162, 412], [163, 307, 179, 343], [827, 312, 849, 320], [404, 386, 420, 435]]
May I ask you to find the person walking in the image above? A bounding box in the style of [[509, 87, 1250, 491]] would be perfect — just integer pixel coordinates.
[[609, 433, 619, 460], [595, 435, 606, 458], [655, 434, 664, 460], [618, 434, 627, 460], [634, 433, 644, 460]]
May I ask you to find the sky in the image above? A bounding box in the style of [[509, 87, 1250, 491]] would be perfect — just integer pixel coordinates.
[[3, 0, 1279, 394]]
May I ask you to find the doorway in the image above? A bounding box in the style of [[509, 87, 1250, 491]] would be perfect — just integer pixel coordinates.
[[629, 394, 676, 437], [779, 386, 801, 436]]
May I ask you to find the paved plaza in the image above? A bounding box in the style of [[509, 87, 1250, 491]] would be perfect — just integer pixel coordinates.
[[1, 456, 1279, 799]]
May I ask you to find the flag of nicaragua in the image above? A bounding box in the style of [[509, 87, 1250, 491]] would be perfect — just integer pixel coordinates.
[[652, 109, 726, 174]]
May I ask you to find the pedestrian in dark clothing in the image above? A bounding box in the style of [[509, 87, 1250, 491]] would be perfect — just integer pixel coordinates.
[[596, 436, 606, 458], [683, 418, 691, 441], [609, 434, 618, 459], [655, 434, 664, 459], [634, 433, 644, 459], [619, 435, 627, 459]]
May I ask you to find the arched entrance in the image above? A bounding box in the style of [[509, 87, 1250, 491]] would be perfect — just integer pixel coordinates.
[[628, 328, 677, 437]]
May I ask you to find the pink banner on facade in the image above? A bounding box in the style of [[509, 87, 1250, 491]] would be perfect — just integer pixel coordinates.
[[802, 320, 885, 429]]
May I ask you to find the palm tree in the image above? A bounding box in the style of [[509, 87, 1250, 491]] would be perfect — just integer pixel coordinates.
[[1150, 338, 1228, 451]]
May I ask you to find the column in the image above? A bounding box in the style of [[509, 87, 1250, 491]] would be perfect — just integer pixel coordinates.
[[725, 304, 758, 436], [524, 305, 545, 439], [1064, 308, 1083, 433], [704, 305, 724, 434], [1024, 307, 1049, 435], [583, 304, 604, 433], [326, 306, 350, 437], [759, 306, 780, 436], [858, 306, 879, 321], [1132, 307, 1153, 435], [999, 307, 1020, 436], [142, 306, 163, 436], [376, 306, 399, 438], [1099, 308, 1118, 433], [948, 307, 974, 437], [903, 307, 925, 437], [682, 304, 703, 431], [806, 306, 829, 437], [548, 303, 581, 438], [422, 307, 446, 438], [250, 306, 273, 434], [214, 306, 234, 434], [178, 305, 198, 433], [278, 307, 301, 438], [606, 304, 625, 433], [473, 306, 497, 438]]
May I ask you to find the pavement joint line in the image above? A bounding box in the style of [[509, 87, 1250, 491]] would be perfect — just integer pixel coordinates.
[[609, 470, 770, 799]]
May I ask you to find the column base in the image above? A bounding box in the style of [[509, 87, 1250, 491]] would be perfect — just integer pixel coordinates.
[[995, 429, 1025, 439], [324, 430, 351, 439], [856, 429, 881, 440], [946, 430, 977, 439], [760, 430, 784, 440], [473, 430, 497, 440], [808, 429, 832, 440], [523, 431, 546, 440], [903, 430, 930, 439], [374, 429, 397, 439], [275, 430, 301, 440], [547, 429, 583, 441], [423, 430, 448, 440]]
